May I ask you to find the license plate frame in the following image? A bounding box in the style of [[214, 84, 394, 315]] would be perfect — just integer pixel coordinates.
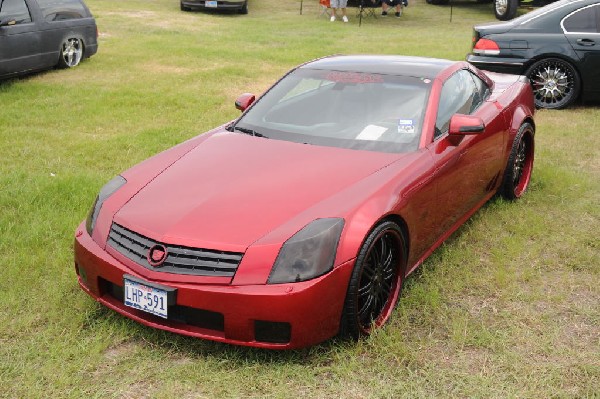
[[123, 275, 177, 319], [206, 1, 217, 7]]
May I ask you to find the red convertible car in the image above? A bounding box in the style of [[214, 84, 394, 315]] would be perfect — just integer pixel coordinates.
[[74, 55, 535, 349]]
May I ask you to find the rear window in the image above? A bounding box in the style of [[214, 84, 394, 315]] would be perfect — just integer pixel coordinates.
[[563, 4, 600, 33], [37, 0, 86, 21]]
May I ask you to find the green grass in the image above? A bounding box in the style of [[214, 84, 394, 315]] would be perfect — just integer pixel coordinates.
[[1, 0, 598, 397]]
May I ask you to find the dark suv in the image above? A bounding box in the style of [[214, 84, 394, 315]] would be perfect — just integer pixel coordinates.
[[0, 0, 98, 79], [180, 0, 248, 14]]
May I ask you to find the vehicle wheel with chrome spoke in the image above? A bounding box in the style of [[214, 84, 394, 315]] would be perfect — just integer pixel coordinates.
[[494, 0, 517, 20], [58, 38, 83, 69], [340, 221, 406, 339], [525, 58, 580, 109], [500, 122, 535, 200]]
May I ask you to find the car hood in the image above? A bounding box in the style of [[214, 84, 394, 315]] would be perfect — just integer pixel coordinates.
[[114, 131, 402, 251]]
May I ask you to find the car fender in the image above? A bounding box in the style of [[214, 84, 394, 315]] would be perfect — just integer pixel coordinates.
[[505, 82, 535, 159]]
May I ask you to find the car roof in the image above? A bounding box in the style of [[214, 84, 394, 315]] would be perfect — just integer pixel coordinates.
[[300, 55, 455, 79], [513, 0, 600, 25]]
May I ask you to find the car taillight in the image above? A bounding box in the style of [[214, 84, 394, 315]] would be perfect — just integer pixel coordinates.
[[473, 38, 500, 56]]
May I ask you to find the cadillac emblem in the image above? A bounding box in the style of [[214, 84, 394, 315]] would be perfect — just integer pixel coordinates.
[[147, 244, 168, 267]]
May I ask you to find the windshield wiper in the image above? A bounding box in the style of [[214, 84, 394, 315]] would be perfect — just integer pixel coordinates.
[[233, 126, 268, 138]]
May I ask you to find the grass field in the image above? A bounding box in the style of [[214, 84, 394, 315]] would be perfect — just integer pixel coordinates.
[[0, 0, 598, 397]]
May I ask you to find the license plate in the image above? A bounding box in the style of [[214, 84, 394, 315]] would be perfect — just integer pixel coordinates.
[[206, 1, 217, 7], [124, 278, 169, 319]]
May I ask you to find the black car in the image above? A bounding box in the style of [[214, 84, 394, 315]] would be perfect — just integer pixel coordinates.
[[427, 0, 556, 21], [467, 0, 600, 109], [0, 0, 98, 79], [180, 0, 248, 14]]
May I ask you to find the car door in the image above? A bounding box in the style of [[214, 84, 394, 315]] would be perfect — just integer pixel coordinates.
[[427, 69, 506, 238], [562, 2, 600, 97], [0, 0, 41, 76]]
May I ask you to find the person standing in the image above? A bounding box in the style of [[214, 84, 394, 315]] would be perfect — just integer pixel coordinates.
[[330, 0, 349, 22]]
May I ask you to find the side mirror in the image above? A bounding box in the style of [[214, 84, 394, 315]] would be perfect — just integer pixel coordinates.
[[448, 114, 485, 136], [235, 93, 255, 112]]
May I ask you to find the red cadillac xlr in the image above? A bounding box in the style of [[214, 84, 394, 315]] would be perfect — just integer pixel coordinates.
[[74, 55, 535, 349]]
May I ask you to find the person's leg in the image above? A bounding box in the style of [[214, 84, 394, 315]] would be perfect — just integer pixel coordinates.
[[341, 0, 347, 20], [382, 0, 389, 15], [394, 0, 401, 17], [330, 0, 338, 21]]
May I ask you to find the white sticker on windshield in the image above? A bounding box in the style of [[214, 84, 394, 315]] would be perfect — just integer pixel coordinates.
[[398, 119, 415, 134], [356, 124, 388, 141]]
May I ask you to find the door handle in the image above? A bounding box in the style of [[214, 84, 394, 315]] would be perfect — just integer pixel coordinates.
[[577, 38, 595, 46]]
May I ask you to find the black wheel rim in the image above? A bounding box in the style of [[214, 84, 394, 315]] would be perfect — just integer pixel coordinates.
[[529, 60, 575, 108], [356, 229, 401, 332], [512, 133, 533, 197]]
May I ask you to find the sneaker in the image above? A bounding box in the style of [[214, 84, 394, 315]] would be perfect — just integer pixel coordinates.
[[330, 15, 336, 22], [342, 15, 348, 22], [395, 11, 400, 17], [381, 10, 387, 16]]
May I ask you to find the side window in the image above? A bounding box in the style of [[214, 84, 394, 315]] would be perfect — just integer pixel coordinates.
[[0, 0, 32, 25], [36, 0, 86, 22], [563, 4, 600, 33], [469, 72, 490, 113], [435, 70, 480, 138]]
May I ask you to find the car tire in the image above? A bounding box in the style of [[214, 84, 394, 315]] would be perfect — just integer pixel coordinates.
[[500, 123, 534, 200], [340, 221, 406, 340], [525, 58, 580, 109], [57, 38, 83, 69], [239, 1, 248, 14], [494, 0, 518, 20], [426, 0, 450, 4]]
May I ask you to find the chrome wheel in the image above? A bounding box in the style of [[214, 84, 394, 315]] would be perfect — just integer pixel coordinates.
[[526, 58, 579, 109], [494, 0, 517, 20], [60, 38, 83, 68], [495, 0, 507, 16]]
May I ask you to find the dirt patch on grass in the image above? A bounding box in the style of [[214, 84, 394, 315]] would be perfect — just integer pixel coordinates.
[[103, 340, 139, 361]]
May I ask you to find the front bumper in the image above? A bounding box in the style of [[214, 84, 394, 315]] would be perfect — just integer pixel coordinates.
[[466, 54, 527, 75], [74, 223, 355, 349], [182, 0, 246, 10]]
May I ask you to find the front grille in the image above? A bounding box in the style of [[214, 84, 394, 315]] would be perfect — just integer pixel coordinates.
[[107, 223, 243, 277]]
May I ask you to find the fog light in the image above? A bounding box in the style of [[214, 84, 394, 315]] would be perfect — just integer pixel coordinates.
[[254, 320, 291, 344]]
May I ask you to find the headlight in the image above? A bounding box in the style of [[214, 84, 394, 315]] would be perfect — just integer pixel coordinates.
[[85, 175, 127, 235], [268, 218, 344, 284]]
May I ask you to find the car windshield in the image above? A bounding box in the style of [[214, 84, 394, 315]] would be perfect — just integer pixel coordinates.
[[234, 68, 431, 153]]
